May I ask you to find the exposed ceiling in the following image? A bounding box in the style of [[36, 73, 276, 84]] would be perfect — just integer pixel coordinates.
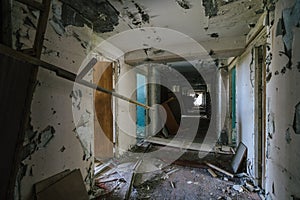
[[100, 0, 264, 60], [60, 0, 265, 62]]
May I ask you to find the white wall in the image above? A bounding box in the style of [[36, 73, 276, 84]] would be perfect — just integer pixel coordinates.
[[115, 59, 137, 156], [12, 1, 96, 199], [265, 0, 300, 199], [235, 51, 256, 178]]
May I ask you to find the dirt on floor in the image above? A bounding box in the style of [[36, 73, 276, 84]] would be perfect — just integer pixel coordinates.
[[92, 144, 262, 200]]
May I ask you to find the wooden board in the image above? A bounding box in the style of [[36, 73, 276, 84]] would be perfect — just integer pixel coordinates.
[[231, 142, 247, 173], [161, 102, 179, 135], [36, 169, 89, 200], [145, 136, 214, 152], [35, 170, 71, 194], [93, 62, 114, 159], [0, 54, 36, 199]]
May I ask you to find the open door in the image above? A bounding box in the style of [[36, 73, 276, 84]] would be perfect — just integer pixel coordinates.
[[230, 66, 237, 144], [93, 62, 113, 159], [136, 73, 147, 142]]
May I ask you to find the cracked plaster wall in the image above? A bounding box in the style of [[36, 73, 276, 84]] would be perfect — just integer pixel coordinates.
[[115, 59, 137, 156], [235, 50, 256, 179], [265, 0, 300, 199], [11, 0, 103, 199]]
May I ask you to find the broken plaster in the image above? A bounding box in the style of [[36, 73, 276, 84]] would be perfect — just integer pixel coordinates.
[[250, 49, 255, 88], [267, 112, 275, 138], [59, 0, 119, 33], [279, 0, 300, 69], [21, 126, 56, 161], [293, 102, 300, 134], [176, 0, 192, 10], [70, 89, 82, 110], [73, 112, 92, 161], [285, 128, 292, 144]]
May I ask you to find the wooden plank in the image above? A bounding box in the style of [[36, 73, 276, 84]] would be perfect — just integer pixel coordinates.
[[36, 169, 89, 200], [15, 0, 45, 11], [0, 0, 12, 46], [94, 62, 114, 159], [77, 58, 97, 79], [0, 44, 150, 109], [33, 0, 51, 58], [161, 102, 179, 135], [0, 54, 36, 199], [35, 170, 71, 194], [145, 136, 214, 152], [205, 162, 234, 178], [172, 160, 206, 168], [231, 142, 247, 173], [207, 168, 218, 178]]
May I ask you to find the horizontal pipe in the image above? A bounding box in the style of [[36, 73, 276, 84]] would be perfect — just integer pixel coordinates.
[[0, 44, 151, 109]]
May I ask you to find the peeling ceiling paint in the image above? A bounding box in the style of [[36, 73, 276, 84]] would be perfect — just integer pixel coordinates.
[[59, 0, 120, 33], [49, 0, 265, 59]]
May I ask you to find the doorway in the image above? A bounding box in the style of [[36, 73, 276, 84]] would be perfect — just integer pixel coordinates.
[[94, 62, 114, 159], [231, 66, 237, 144], [254, 45, 266, 188], [136, 73, 147, 142]]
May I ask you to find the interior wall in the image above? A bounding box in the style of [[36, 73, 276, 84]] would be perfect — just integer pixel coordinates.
[[115, 59, 137, 156], [235, 50, 256, 178], [265, 0, 300, 199], [11, 1, 96, 199]]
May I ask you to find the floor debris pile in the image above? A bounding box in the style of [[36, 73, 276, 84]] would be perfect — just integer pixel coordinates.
[[89, 142, 263, 200]]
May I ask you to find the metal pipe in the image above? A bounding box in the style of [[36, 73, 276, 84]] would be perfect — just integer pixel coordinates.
[[0, 44, 151, 109]]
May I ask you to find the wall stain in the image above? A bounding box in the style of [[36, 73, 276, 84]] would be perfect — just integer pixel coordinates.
[[285, 128, 292, 144], [210, 33, 219, 38], [281, 0, 300, 69], [266, 52, 272, 73], [250, 49, 255, 88], [51, 0, 119, 34], [21, 126, 56, 161], [125, 1, 150, 27], [70, 89, 82, 110], [267, 112, 275, 138], [73, 112, 92, 161], [266, 72, 272, 83], [60, 146, 66, 152], [280, 66, 286, 74], [293, 102, 300, 134], [176, 0, 192, 9], [202, 0, 239, 18], [202, 0, 218, 17]]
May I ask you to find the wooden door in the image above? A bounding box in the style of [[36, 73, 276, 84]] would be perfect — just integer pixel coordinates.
[[93, 62, 113, 159]]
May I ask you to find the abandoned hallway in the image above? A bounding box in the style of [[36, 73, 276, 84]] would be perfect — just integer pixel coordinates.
[[1, 0, 300, 199]]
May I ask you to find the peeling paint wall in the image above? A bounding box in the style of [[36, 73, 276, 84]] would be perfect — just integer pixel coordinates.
[[12, 0, 97, 199], [115, 59, 137, 156], [235, 50, 256, 178], [265, 0, 300, 199]]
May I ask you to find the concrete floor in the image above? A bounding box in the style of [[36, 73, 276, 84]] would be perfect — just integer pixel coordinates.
[[93, 144, 261, 200]]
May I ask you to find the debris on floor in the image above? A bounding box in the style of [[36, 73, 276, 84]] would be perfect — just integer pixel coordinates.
[[90, 142, 263, 200]]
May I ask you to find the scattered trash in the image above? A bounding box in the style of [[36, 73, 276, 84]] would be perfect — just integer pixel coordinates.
[[207, 168, 218, 178], [205, 162, 234, 178], [245, 181, 255, 192], [233, 185, 243, 193], [170, 181, 175, 188]]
